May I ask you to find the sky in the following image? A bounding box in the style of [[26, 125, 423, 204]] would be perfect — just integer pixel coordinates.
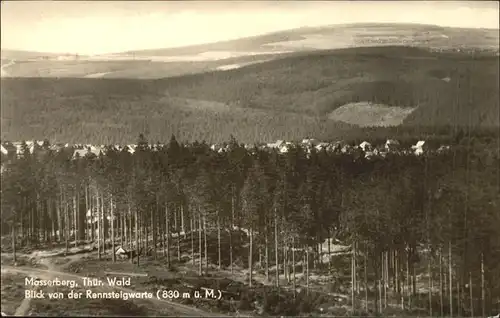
[[1, 1, 499, 55]]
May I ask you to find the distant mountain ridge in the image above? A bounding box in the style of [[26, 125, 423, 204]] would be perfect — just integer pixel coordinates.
[[1, 49, 67, 60], [3, 22, 498, 61], [119, 22, 499, 57]]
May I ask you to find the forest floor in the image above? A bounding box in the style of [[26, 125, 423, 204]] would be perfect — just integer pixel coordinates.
[[0, 243, 225, 317], [1, 234, 437, 317]]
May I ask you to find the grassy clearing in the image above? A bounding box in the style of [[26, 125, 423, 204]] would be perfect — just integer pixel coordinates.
[[328, 102, 417, 127]]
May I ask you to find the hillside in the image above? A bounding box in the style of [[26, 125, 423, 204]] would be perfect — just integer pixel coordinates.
[[1, 46, 498, 144], [2, 23, 498, 79], [153, 46, 499, 128]]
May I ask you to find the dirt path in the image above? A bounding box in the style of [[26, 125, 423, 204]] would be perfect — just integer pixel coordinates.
[[12, 258, 58, 316]]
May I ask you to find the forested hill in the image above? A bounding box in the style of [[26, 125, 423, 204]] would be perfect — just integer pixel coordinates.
[[1, 46, 499, 144], [153, 46, 499, 127]]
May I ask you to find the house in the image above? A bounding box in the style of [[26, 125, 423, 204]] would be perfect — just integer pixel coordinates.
[[72, 148, 89, 159], [411, 140, 427, 156], [279, 142, 293, 154], [385, 139, 400, 152], [0, 145, 8, 156], [329, 141, 344, 153], [126, 145, 136, 154], [365, 147, 380, 159], [89, 145, 104, 157], [315, 142, 330, 151], [267, 140, 285, 149], [11, 142, 30, 156], [1, 142, 16, 157], [49, 144, 63, 152], [301, 138, 318, 148], [359, 141, 372, 152], [341, 144, 351, 154], [115, 247, 129, 260]]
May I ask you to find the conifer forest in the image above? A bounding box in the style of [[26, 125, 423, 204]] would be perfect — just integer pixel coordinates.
[[1, 133, 499, 317]]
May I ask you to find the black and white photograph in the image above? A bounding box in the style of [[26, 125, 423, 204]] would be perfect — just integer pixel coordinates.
[[1, 1, 499, 316]]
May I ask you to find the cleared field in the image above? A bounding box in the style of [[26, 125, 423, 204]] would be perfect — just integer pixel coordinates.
[[329, 102, 417, 127]]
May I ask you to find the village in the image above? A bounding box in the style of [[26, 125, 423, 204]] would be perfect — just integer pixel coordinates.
[[1, 137, 449, 161]]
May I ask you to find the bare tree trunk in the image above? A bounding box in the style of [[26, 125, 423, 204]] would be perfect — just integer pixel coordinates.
[[101, 193, 105, 254], [203, 214, 208, 271], [12, 217, 17, 263], [351, 240, 356, 311], [440, 248, 444, 317], [73, 195, 77, 247], [283, 236, 288, 283], [328, 233, 331, 268], [190, 216, 194, 266], [120, 206, 124, 248], [152, 199, 157, 260], [405, 250, 410, 310], [180, 201, 185, 237], [135, 207, 139, 266], [469, 272, 473, 318], [166, 203, 170, 267], [128, 204, 132, 263], [292, 236, 296, 299], [364, 246, 368, 312], [481, 252, 485, 318], [274, 208, 279, 288], [428, 253, 433, 317], [85, 186, 89, 242], [198, 210, 202, 276], [230, 190, 235, 274], [111, 195, 115, 263], [144, 205, 149, 257], [50, 199, 55, 243], [306, 245, 310, 295], [395, 249, 399, 294], [229, 222, 233, 274], [265, 227, 269, 282], [97, 191, 101, 259], [449, 241, 453, 318], [177, 204, 182, 261], [457, 277, 461, 316], [248, 227, 253, 288], [379, 279, 383, 314], [382, 252, 387, 308], [217, 211, 221, 270], [57, 192, 62, 242], [65, 201, 69, 255]]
